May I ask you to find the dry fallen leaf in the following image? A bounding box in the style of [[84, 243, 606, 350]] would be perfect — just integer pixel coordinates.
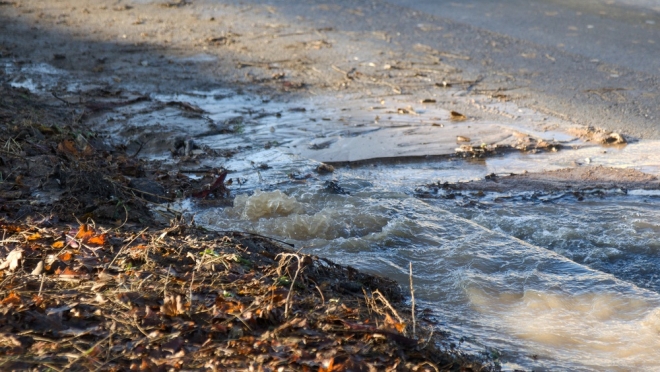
[[87, 234, 107, 246], [56, 139, 80, 157], [27, 232, 42, 241], [384, 313, 406, 333], [31, 261, 44, 276], [1, 291, 22, 306], [161, 295, 185, 316], [75, 224, 95, 241], [450, 110, 467, 121], [0, 249, 23, 271], [58, 252, 73, 262]]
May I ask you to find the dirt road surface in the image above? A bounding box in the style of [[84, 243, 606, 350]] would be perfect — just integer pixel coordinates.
[[2, 0, 657, 139]]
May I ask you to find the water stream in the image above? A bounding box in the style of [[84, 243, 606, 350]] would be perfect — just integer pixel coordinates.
[[194, 162, 660, 371], [138, 91, 660, 371], [8, 58, 660, 369]]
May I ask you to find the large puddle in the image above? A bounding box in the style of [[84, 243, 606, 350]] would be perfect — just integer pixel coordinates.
[[8, 61, 660, 371]]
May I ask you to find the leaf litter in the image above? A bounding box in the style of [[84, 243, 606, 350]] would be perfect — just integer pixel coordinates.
[[0, 221, 487, 371]]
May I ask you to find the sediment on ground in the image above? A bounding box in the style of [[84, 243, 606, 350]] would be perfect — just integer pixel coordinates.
[[418, 166, 660, 197]]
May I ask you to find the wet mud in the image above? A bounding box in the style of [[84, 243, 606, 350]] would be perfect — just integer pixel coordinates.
[[420, 166, 660, 196]]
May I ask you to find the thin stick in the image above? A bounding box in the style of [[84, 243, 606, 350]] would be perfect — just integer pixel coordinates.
[[285, 259, 302, 318], [188, 271, 195, 317], [409, 261, 416, 339], [314, 284, 325, 306], [37, 274, 46, 298]]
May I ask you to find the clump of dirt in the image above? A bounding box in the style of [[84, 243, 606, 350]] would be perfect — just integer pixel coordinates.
[[568, 127, 627, 146], [421, 166, 659, 195]]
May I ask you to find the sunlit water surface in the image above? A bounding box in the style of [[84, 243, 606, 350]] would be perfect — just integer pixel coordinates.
[[194, 159, 660, 371], [8, 64, 659, 371], [154, 90, 660, 371]]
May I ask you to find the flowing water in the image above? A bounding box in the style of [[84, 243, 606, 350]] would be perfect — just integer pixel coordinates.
[[194, 166, 660, 371], [129, 91, 660, 371], [8, 58, 660, 369]]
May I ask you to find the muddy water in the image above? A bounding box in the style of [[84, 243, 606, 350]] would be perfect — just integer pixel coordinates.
[[163, 91, 660, 371], [195, 172, 660, 371], [107, 89, 660, 371], [9, 61, 660, 370]]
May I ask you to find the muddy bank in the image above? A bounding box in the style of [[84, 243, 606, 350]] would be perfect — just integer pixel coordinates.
[[0, 220, 487, 371], [422, 166, 660, 195]]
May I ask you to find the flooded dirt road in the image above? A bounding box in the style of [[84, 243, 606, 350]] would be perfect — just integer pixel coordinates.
[[2, 0, 660, 370]]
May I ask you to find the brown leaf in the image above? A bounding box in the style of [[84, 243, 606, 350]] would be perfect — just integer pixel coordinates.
[[1, 291, 22, 306], [74, 224, 107, 245], [87, 234, 107, 246], [384, 313, 406, 333], [214, 297, 245, 317], [75, 224, 95, 241], [450, 111, 467, 121], [0, 224, 21, 233], [56, 139, 80, 157], [58, 252, 73, 262], [161, 295, 185, 316], [27, 232, 42, 241], [56, 267, 86, 278]]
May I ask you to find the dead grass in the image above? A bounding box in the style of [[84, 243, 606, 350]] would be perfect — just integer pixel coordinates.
[[0, 221, 488, 371]]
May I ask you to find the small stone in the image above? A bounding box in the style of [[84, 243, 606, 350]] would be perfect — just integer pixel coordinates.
[[316, 163, 335, 174]]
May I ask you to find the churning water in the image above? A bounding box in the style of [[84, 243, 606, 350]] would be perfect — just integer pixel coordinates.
[[194, 162, 660, 371], [111, 89, 660, 371], [13, 64, 656, 370]]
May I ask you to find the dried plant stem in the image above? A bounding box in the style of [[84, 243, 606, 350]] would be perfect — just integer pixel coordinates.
[[163, 264, 172, 296], [372, 290, 404, 324], [410, 261, 416, 339], [276, 253, 304, 318], [188, 271, 195, 316], [37, 273, 45, 298]]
